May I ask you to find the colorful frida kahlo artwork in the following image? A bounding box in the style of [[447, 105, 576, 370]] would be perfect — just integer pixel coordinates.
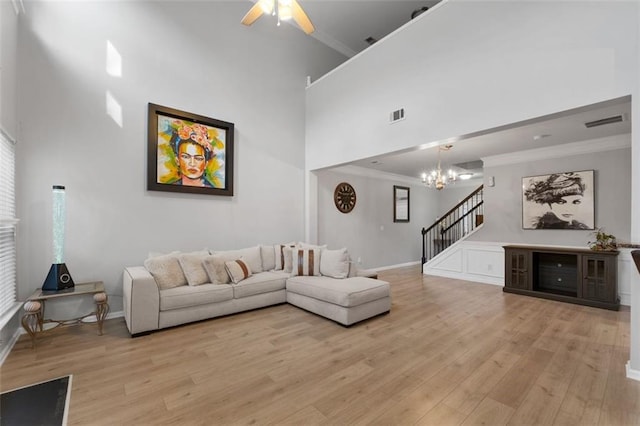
[[156, 115, 227, 188]]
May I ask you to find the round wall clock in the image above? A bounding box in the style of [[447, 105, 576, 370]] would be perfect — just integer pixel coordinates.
[[334, 182, 356, 213]]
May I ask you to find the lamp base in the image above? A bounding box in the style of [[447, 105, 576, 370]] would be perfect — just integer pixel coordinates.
[[42, 263, 75, 291]]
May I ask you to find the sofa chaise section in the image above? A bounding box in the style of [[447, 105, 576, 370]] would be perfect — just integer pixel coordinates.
[[286, 276, 391, 326]]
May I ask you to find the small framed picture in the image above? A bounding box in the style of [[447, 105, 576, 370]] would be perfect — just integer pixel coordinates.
[[393, 185, 410, 223], [522, 170, 594, 230], [147, 103, 234, 196]]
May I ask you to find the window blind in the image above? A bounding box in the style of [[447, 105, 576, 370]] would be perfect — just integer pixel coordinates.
[[0, 128, 17, 319]]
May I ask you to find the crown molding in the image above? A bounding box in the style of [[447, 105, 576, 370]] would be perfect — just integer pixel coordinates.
[[482, 133, 630, 168], [329, 165, 421, 185], [327, 165, 481, 189]]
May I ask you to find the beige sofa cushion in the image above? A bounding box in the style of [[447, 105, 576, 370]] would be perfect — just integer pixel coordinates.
[[320, 248, 350, 279], [274, 243, 296, 271], [144, 253, 187, 290], [178, 251, 210, 286], [260, 245, 276, 271], [213, 246, 263, 273], [290, 248, 321, 277], [202, 255, 230, 284], [232, 271, 288, 298], [225, 259, 253, 284], [286, 276, 389, 308], [160, 283, 234, 311]]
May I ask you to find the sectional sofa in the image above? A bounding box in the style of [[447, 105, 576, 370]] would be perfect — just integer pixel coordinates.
[[122, 244, 391, 336]]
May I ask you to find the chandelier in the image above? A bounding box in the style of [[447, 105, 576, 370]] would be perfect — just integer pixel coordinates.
[[422, 145, 457, 190]]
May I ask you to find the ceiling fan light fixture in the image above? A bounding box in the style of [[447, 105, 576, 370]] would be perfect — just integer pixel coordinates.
[[241, 0, 315, 35], [279, 2, 293, 21], [258, 0, 274, 15]]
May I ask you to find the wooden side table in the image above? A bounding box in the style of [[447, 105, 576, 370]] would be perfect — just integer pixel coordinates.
[[22, 281, 109, 348]]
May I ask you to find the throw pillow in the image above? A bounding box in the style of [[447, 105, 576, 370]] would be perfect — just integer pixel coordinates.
[[274, 243, 296, 271], [202, 255, 231, 284], [225, 259, 253, 284], [290, 248, 321, 277], [212, 246, 263, 273], [260, 245, 276, 271], [178, 252, 210, 286], [298, 242, 327, 251], [144, 253, 188, 290], [320, 248, 350, 279]]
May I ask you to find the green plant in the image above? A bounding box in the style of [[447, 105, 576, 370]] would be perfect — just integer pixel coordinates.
[[588, 228, 617, 251]]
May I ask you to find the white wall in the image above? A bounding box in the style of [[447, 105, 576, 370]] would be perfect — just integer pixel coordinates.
[[316, 169, 438, 269], [629, 1, 640, 379], [306, 1, 637, 171], [15, 1, 346, 316], [435, 182, 481, 217], [0, 0, 20, 364], [1, 0, 18, 136], [469, 137, 631, 246]]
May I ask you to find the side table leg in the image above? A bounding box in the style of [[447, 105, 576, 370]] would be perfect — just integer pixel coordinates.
[[22, 301, 42, 349], [93, 292, 109, 335]]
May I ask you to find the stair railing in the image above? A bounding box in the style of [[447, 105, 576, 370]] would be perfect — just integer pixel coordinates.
[[421, 185, 484, 268]]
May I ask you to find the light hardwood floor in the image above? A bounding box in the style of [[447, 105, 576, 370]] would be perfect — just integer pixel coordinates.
[[2, 265, 639, 425]]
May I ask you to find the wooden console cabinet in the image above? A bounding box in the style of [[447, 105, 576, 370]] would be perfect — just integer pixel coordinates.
[[503, 245, 619, 310]]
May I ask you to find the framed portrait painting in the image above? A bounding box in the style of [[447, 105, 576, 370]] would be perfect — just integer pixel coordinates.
[[147, 103, 234, 196], [393, 185, 410, 223], [522, 170, 594, 230]]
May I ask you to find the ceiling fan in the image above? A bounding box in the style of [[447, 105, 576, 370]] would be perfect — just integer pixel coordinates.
[[241, 0, 315, 35]]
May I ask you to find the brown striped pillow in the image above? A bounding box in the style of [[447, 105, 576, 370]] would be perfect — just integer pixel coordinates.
[[224, 259, 253, 284], [274, 243, 296, 271], [290, 248, 321, 277]]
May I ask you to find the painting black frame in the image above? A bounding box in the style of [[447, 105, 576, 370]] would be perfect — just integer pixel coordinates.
[[522, 170, 595, 230], [393, 185, 410, 223], [147, 103, 234, 196]]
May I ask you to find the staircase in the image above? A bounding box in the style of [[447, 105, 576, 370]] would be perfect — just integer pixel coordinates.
[[421, 185, 484, 269]]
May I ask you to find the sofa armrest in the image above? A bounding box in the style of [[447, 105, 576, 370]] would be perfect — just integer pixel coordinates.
[[122, 266, 160, 335]]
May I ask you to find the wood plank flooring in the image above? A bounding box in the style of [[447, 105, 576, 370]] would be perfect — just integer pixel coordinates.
[[2, 265, 639, 425]]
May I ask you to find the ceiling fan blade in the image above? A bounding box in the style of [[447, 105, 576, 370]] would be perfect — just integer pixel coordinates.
[[241, 2, 265, 26], [291, 0, 315, 34]]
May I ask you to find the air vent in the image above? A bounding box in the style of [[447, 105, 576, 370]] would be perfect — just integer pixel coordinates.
[[584, 114, 626, 128], [390, 108, 405, 123]]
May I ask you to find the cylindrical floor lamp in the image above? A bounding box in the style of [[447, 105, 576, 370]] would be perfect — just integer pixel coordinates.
[[42, 185, 75, 291]]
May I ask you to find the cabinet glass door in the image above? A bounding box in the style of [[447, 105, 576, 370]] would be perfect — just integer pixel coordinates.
[[509, 250, 529, 290], [583, 256, 609, 302]]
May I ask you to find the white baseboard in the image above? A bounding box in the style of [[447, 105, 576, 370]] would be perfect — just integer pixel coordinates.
[[423, 268, 504, 286], [374, 260, 421, 272], [0, 328, 22, 366], [626, 361, 640, 382]]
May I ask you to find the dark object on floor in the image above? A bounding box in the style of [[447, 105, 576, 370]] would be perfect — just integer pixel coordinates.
[[0, 376, 71, 426], [632, 250, 640, 275]]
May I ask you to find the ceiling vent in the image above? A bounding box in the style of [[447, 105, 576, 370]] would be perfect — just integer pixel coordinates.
[[584, 114, 626, 128]]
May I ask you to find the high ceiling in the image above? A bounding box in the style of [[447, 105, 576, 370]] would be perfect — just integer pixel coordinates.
[[302, 1, 442, 57], [241, 1, 632, 182]]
